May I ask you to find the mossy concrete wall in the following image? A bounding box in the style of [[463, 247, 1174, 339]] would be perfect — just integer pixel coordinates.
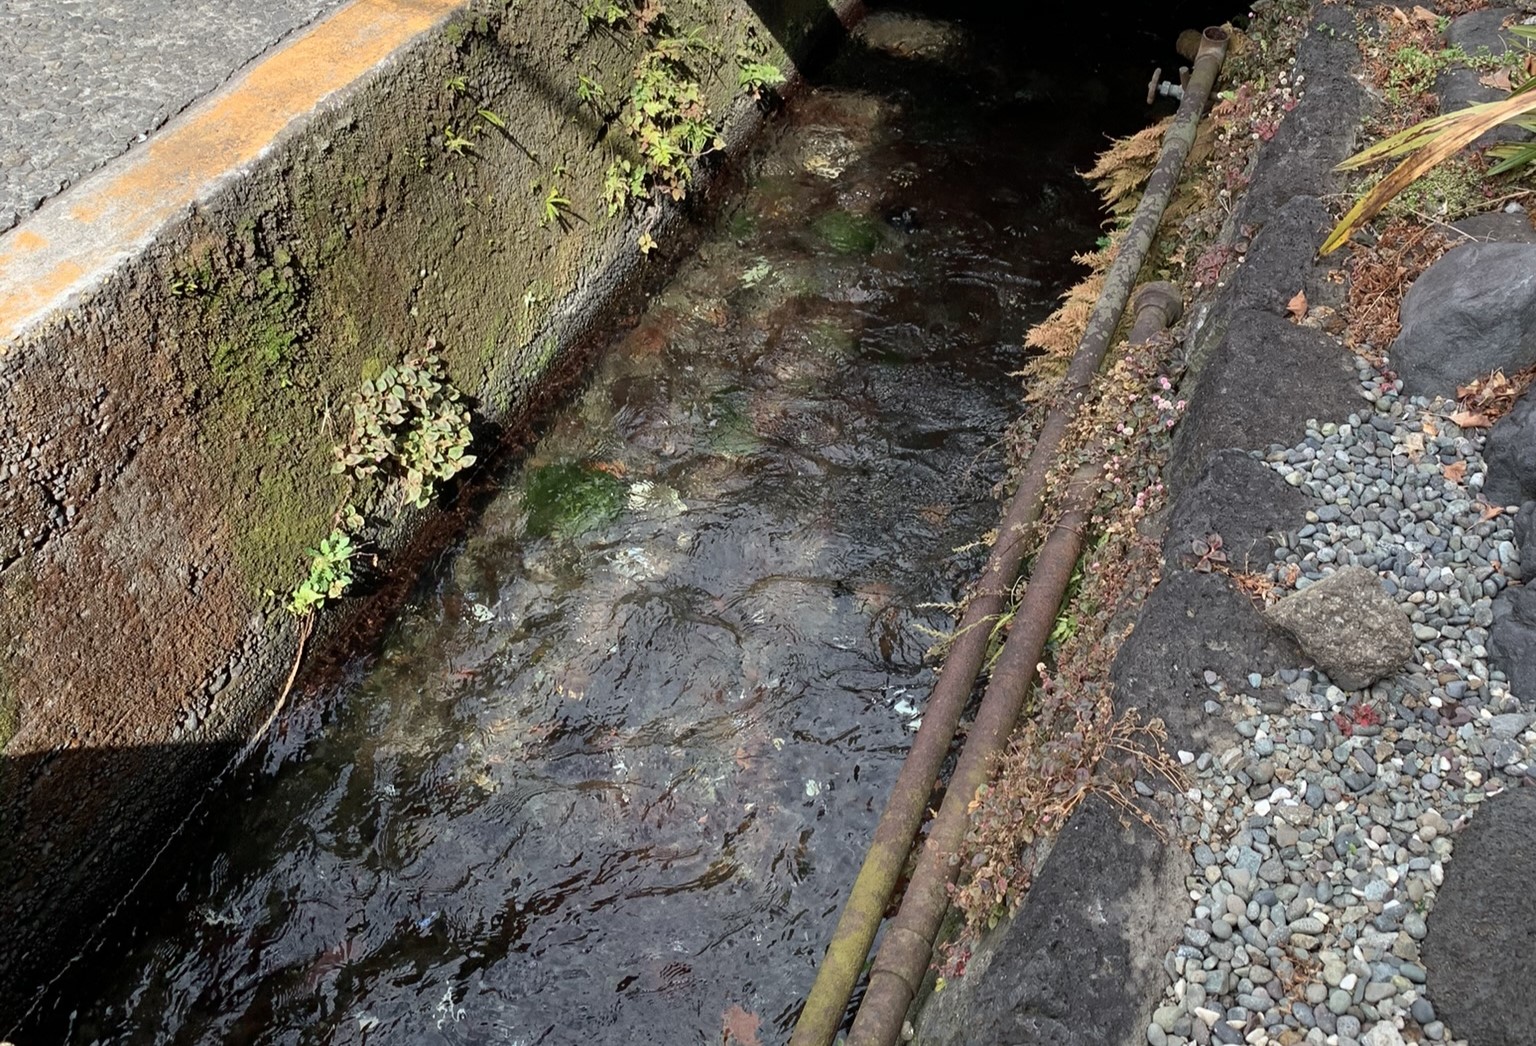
[[0, 0, 849, 1012]]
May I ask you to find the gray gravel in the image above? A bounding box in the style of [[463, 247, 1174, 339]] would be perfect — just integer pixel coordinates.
[[0, 0, 347, 231], [1147, 361, 1534, 1046]]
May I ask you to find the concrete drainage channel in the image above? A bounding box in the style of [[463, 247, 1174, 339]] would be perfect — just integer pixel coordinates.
[[0, 0, 853, 1017], [11, 1, 1536, 1044]]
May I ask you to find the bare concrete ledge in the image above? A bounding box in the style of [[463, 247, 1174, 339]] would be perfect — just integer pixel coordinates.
[[0, 0, 849, 1017]]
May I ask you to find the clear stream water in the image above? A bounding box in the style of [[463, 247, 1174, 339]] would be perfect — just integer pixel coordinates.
[[30, 6, 1204, 1043]]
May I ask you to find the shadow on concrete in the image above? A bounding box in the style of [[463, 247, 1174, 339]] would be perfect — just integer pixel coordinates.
[[0, 739, 242, 1037]]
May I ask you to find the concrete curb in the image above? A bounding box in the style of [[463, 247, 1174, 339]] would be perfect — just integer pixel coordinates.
[[0, 0, 461, 345]]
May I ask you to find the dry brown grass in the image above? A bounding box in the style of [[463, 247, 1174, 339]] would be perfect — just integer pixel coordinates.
[[1016, 119, 1171, 397], [1343, 217, 1456, 362], [941, 2, 1314, 980], [1085, 117, 1173, 223]]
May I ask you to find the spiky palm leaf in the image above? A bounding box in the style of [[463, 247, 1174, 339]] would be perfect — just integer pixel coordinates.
[[1321, 79, 1536, 255]]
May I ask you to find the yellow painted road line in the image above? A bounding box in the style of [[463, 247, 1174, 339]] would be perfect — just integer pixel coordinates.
[[0, 0, 462, 347]]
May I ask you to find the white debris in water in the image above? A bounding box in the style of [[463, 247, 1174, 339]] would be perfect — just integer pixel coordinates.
[[610, 546, 661, 581], [804, 779, 822, 798], [628, 480, 687, 517], [434, 981, 465, 1029], [741, 259, 772, 287], [469, 602, 495, 623]]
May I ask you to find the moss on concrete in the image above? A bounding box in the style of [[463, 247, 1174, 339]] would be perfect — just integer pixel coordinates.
[[0, 674, 16, 753], [0, 565, 32, 754]]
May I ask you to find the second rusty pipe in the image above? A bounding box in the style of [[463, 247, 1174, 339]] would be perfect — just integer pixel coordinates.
[[843, 29, 1226, 1043]]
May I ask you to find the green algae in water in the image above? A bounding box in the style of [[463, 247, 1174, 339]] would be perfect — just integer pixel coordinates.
[[808, 319, 859, 359], [523, 463, 627, 539], [811, 209, 884, 254], [724, 206, 757, 241], [705, 392, 762, 459]]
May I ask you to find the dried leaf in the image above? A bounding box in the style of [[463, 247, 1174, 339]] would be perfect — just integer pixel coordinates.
[[1481, 502, 1506, 521], [1480, 69, 1513, 92], [1410, 5, 1439, 24], [1421, 416, 1439, 438], [1403, 431, 1426, 461], [722, 1004, 762, 1046], [1443, 460, 1468, 483], [1286, 289, 1309, 321], [1456, 365, 1536, 424], [1450, 409, 1492, 429]]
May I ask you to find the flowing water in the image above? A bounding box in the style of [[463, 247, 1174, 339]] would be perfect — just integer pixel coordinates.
[[32, 7, 1192, 1043]]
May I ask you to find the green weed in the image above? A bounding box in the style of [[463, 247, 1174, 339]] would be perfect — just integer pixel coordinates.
[[523, 463, 627, 538], [604, 31, 723, 213], [333, 349, 477, 509], [442, 125, 475, 156], [287, 530, 357, 615]]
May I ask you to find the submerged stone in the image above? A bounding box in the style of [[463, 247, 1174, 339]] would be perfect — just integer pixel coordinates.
[[810, 208, 884, 254], [522, 462, 626, 539]]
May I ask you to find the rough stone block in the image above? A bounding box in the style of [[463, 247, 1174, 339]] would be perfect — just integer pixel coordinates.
[[1170, 309, 1364, 495], [1391, 242, 1536, 399], [1480, 392, 1536, 506], [1265, 566, 1414, 690], [1489, 583, 1536, 702], [1165, 449, 1314, 574], [1423, 786, 1536, 1046]]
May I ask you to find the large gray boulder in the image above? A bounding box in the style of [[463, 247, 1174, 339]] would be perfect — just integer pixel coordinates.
[[1451, 210, 1536, 245], [1490, 584, 1536, 703], [1423, 787, 1536, 1046], [1265, 566, 1414, 690], [1391, 242, 1536, 399], [1481, 393, 1536, 507], [1437, 9, 1530, 147]]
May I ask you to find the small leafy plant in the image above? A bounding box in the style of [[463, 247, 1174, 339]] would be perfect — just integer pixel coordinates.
[[1322, 24, 1536, 254], [441, 77, 509, 152], [542, 184, 573, 225], [603, 32, 723, 213], [168, 269, 215, 298], [287, 530, 357, 616], [735, 50, 784, 99], [442, 125, 475, 156], [334, 348, 477, 508], [577, 74, 607, 108], [1188, 533, 1228, 573], [581, 0, 628, 28], [536, 166, 575, 227]]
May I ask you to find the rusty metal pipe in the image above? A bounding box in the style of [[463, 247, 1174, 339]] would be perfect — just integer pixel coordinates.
[[846, 469, 1096, 1046], [785, 240, 1186, 1046], [788, 27, 1225, 1046], [839, 285, 1184, 1046]]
